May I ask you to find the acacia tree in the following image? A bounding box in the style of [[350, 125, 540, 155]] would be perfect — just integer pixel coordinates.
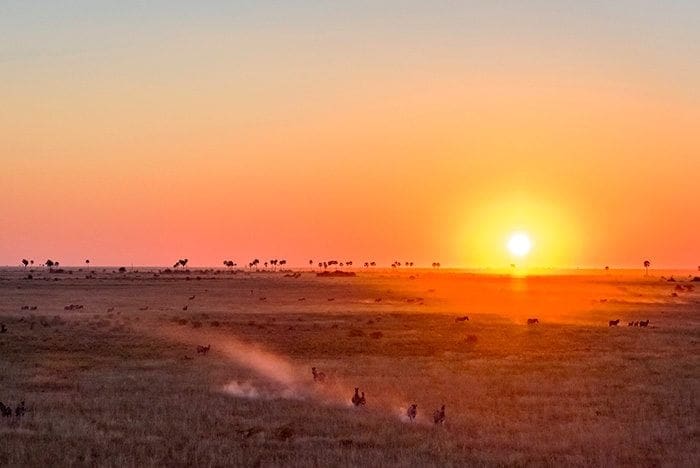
[[45, 259, 54, 269], [643, 260, 651, 276], [21, 259, 29, 268]]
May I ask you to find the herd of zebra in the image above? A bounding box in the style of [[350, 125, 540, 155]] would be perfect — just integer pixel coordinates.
[[0, 401, 26, 419], [608, 319, 650, 327], [313, 367, 447, 425]]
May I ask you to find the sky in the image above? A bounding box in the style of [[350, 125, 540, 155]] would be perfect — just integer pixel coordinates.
[[1, 1, 699, 268]]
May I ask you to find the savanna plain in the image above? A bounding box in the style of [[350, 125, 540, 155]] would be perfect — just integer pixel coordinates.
[[0, 267, 698, 467]]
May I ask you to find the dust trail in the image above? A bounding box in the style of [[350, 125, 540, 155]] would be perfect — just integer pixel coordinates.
[[153, 325, 423, 423]]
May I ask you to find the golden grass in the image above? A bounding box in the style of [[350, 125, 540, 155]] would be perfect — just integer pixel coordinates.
[[0, 269, 698, 466]]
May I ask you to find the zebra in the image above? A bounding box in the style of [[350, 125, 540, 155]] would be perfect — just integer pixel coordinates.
[[15, 401, 26, 418], [407, 404, 417, 422], [351, 388, 362, 407], [433, 405, 446, 425], [311, 367, 326, 383]]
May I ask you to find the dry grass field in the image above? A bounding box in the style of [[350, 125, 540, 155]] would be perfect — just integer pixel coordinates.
[[0, 267, 698, 467]]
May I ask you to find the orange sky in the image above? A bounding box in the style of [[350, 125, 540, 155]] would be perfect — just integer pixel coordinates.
[[2, 2, 699, 268]]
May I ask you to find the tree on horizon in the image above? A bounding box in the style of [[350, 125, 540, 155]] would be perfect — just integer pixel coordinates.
[[644, 260, 651, 276]]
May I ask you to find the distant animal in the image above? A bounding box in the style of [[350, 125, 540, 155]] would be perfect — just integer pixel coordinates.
[[182, 305, 188, 311], [351, 388, 362, 406], [298, 297, 306, 301], [0, 402, 12, 417], [634, 321, 639, 327], [455, 316, 469, 322], [0, 323, 7, 333], [433, 405, 446, 425], [29, 306, 37, 310], [407, 404, 417, 422], [359, 392, 366, 406], [374, 298, 382, 303], [259, 297, 267, 301], [196, 344, 211, 355], [527, 318, 539, 325], [15, 401, 26, 418], [639, 320, 650, 327], [189, 295, 196, 300], [21, 305, 29, 310], [628, 321, 634, 327], [311, 367, 326, 383], [139, 306, 149, 311], [327, 298, 335, 301], [609, 319, 620, 327], [107, 307, 115, 312], [184, 355, 193, 360]]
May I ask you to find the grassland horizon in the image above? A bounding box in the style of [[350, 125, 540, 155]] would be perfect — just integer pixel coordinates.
[[1, 267, 698, 466]]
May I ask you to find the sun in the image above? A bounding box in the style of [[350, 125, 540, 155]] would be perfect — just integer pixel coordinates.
[[507, 232, 532, 257]]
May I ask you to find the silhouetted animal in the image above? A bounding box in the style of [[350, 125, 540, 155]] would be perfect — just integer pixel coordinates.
[[311, 367, 326, 383], [184, 355, 193, 360], [609, 319, 620, 327], [0, 323, 7, 333], [639, 320, 650, 327], [29, 306, 37, 310], [15, 401, 26, 418], [107, 307, 115, 312], [374, 298, 382, 303], [189, 295, 196, 300], [182, 305, 188, 311], [298, 297, 306, 301], [628, 321, 634, 326], [455, 316, 469, 322], [634, 321, 639, 327], [433, 405, 446, 425], [527, 318, 539, 325], [359, 392, 366, 406], [0, 402, 12, 417], [351, 388, 362, 406], [196, 344, 211, 355], [407, 404, 417, 422], [139, 306, 149, 311]]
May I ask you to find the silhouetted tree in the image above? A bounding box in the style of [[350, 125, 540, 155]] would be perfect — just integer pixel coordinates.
[[643, 260, 650, 276], [85, 259, 90, 266], [45, 259, 54, 268], [21, 259, 29, 268], [309, 259, 313, 268]]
